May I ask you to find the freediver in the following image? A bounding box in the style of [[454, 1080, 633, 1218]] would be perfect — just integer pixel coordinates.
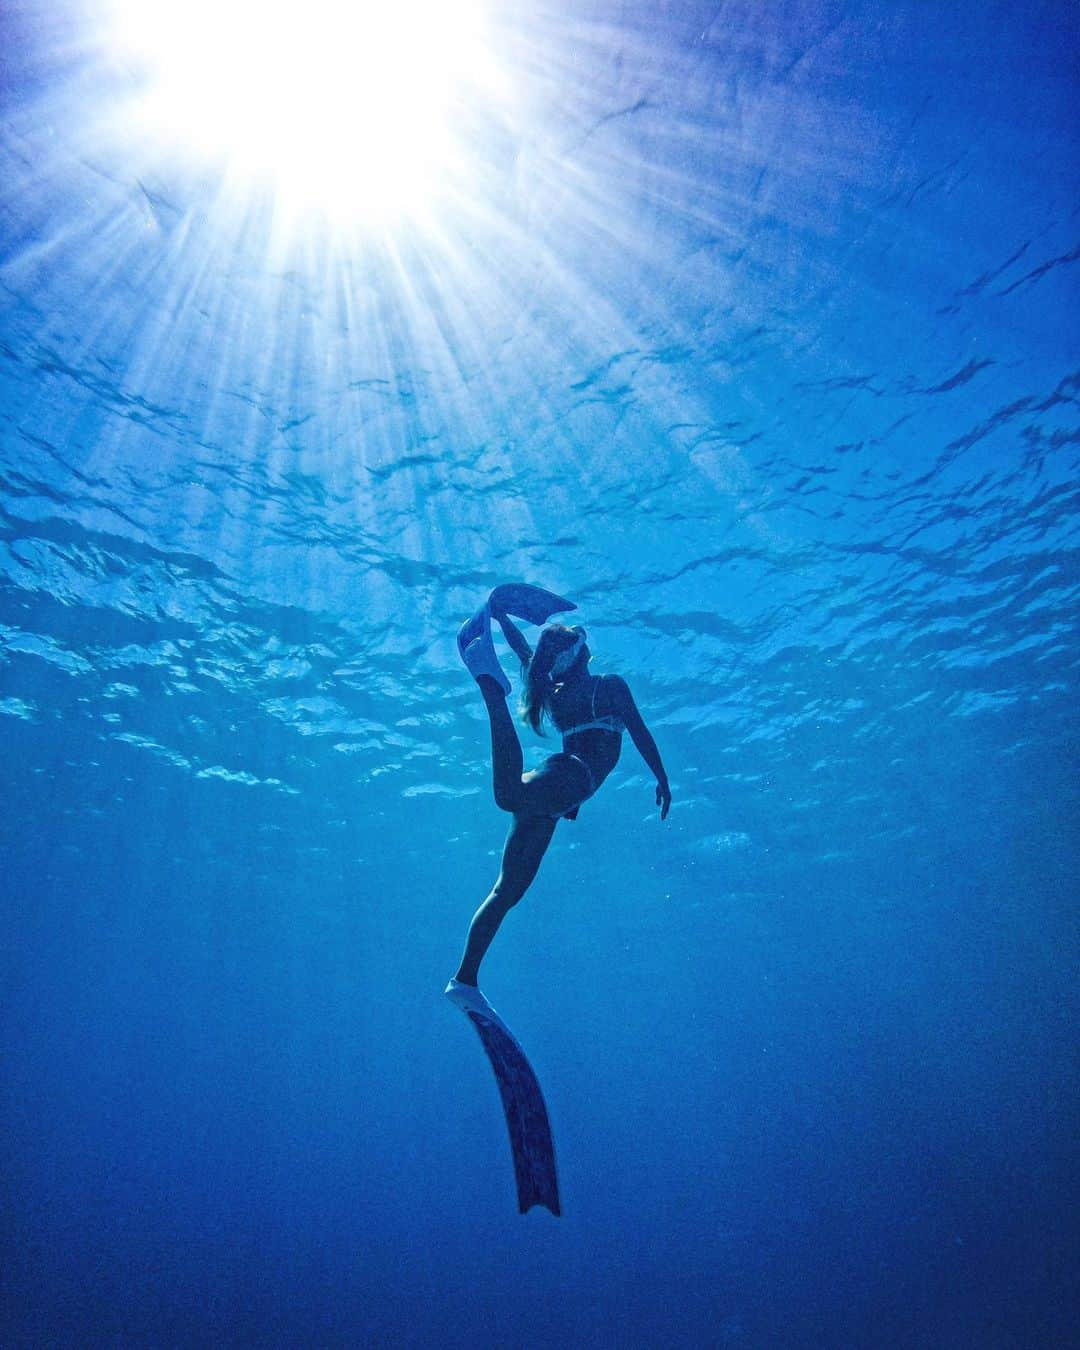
[[447, 586, 671, 997]]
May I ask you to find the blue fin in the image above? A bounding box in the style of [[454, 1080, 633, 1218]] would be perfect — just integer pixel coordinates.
[[446, 980, 561, 1216], [457, 609, 511, 695], [488, 583, 576, 626]]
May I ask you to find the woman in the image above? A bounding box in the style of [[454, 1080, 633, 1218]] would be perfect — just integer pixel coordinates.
[[447, 591, 671, 997]]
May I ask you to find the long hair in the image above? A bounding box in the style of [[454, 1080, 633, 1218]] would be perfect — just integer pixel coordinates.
[[521, 624, 579, 735]]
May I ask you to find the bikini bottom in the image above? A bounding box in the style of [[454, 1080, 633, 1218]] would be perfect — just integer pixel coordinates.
[[559, 752, 597, 822]]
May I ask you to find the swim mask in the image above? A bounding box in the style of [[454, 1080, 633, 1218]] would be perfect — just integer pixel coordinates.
[[550, 630, 586, 679]]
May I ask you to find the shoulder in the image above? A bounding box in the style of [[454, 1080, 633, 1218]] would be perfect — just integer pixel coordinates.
[[598, 673, 633, 712], [600, 674, 646, 729]]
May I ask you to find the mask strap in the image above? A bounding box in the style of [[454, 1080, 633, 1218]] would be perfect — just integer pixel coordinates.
[[550, 633, 584, 679]]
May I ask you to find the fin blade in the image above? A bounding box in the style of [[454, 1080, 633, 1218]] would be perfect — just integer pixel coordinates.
[[488, 583, 576, 626], [453, 999, 561, 1216]]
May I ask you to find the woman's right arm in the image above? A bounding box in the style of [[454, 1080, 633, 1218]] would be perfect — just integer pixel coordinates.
[[606, 675, 671, 819]]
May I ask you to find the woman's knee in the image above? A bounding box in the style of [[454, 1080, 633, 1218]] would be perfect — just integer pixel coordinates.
[[489, 879, 524, 912]]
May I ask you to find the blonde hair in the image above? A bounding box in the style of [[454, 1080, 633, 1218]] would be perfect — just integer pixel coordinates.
[[521, 624, 579, 735]]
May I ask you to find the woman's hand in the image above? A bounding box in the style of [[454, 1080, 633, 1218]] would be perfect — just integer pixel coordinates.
[[655, 778, 671, 820]]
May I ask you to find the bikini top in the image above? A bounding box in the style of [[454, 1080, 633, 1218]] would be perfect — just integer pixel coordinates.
[[552, 675, 625, 741]]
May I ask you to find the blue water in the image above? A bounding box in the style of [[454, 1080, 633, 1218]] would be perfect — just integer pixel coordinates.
[[2, 2, 1077, 1346]]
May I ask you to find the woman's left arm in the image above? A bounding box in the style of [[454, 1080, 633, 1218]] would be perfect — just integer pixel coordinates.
[[492, 609, 533, 668], [606, 675, 671, 819]]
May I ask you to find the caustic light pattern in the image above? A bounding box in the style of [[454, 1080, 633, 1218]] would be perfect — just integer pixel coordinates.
[[1, 1, 1077, 1347]]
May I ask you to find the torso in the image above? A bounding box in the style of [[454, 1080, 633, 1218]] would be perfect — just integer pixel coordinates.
[[550, 674, 623, 789]]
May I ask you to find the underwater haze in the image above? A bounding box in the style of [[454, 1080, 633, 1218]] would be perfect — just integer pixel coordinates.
[[1, 1, 1077, 1346]]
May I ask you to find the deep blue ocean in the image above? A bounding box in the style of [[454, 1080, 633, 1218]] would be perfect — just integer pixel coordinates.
[[1, 2, 1077, 1346]]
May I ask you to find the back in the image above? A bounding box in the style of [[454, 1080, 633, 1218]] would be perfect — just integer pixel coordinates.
[[550, 674, 625, 740]]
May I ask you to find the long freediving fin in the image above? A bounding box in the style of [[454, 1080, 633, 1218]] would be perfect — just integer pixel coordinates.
[[445, 980, 561, 1216], [487, 583, 576, 626]]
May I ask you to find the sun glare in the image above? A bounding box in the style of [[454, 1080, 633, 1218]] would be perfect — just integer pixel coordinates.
[[104, 0, 501, 221]]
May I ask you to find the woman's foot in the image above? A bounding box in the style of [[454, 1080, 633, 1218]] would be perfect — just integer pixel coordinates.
[[457, 604, 511, 695], [444, 978, 494, 1016]]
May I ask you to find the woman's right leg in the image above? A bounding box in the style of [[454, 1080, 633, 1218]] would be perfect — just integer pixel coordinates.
[[453, 677, 590, 985], [453, 812, 558, 985]]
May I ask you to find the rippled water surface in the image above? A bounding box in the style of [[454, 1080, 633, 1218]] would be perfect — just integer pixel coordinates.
[[2, 3, 1077, 1346]]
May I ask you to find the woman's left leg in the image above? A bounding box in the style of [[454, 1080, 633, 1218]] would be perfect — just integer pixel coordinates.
[[453, 812, 558, 985], [477, 675, 527, 811], [452, 675, 591, 984], [477, 675, 589, 816]]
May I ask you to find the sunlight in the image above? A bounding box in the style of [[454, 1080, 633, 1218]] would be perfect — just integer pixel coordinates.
[[104, 0, 502, 222]]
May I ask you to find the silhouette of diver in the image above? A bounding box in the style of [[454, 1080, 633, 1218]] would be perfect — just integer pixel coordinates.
[[449, 584, 671, 989]]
